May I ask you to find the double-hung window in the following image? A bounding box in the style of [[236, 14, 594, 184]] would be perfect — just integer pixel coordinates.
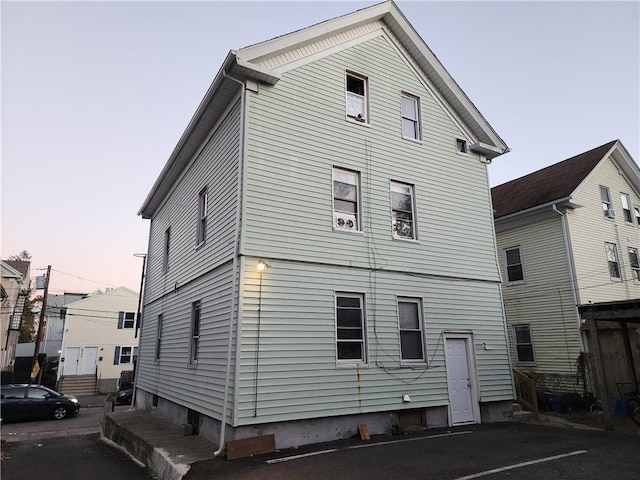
[[190, 301, 201, 364], [401, 93, 421, 140], [505, 246, 524, 283], [117, 311, 135, 329], [513, 325, 534, 363], [163, 227, 171, 272], [155, 314, 163, 361], [346, 72, 368, 123], [635, 205, 640, 226], [197, 188, 208, 245], [333, 167, 360, 231], [621, 194, 633, 223], [114, 346, 138, 365], [605, 242, 621, 280], [600, 186, 613, 217], [397, 297, 425, 362], [335, 293, 367, 365], [629, 247, 640, 283], [390, 181, 416, 240]]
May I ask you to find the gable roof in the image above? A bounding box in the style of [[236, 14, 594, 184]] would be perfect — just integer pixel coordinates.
[[1, 260, 24, 280], [491, 140, 640, 219], [139, 0, 509, 219], [64, 286, 139, 308], [3, 260, 30, 281]]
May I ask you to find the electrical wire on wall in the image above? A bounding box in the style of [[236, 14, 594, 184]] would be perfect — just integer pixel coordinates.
[[362, 139, 441, 383]]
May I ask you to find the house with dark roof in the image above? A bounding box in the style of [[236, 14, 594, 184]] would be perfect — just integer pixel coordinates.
[[134, 1, 514, 454], [491, 140, 640, 396]]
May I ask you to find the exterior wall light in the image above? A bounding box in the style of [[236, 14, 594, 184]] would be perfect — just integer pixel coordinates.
[[256, 260, 268, 271]]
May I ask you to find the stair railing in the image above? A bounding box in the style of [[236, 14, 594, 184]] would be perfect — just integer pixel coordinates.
[[513, 368, 539, 419]]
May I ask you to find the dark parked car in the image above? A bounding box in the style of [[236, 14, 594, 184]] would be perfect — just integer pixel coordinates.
[[1, 384, 80, 422], [115, 383, 133, 405]]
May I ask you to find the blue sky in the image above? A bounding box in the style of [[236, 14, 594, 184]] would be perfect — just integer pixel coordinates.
[[2, 1, 639, 294]]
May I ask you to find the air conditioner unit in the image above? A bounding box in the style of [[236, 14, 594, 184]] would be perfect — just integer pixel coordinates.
[[605, 209, 616, 219], [334, 213, 357, 231]]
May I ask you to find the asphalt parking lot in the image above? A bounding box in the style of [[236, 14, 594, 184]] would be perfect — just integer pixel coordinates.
[[185, 422, 640, 480]]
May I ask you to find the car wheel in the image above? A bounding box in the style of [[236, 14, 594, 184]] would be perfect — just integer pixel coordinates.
[[52, 405, 68, 420]]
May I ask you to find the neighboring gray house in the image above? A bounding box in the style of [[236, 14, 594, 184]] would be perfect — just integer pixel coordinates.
[[136, 1, 513, 452], [492, 140, 640, 395], [1, 260, 30, 370]]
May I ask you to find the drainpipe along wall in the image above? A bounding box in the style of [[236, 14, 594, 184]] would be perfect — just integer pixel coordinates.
[[552, 204, 583, 342], [213, 71, 246, 457]]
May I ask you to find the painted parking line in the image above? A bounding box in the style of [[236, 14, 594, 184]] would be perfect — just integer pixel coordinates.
[[266, 431, 473, 464], [454, 450, 588, 479]]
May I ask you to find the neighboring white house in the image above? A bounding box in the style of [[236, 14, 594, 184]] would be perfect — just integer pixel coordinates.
[[492, 140, 640, 395], [1, 260, 30, 371], [135, 1, 513, 454], [58, 287, 139, 393]]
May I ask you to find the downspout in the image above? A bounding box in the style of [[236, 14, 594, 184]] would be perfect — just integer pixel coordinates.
[[213, 71, 246, 457], [552, 204, 583, 340]]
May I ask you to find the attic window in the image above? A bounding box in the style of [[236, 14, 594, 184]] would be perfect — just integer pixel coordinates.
[[346, 72, 368, 123], [456, 139, 468, 154]]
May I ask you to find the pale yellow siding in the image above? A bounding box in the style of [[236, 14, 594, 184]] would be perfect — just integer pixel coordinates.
[[496, 214, 583, 375], [569, 156, 640, 303]]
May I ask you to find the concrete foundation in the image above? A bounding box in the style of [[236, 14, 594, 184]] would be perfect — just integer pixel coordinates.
[[135, 389, 513, 450]]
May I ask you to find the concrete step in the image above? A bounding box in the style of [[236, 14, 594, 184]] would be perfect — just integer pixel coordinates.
[[59, 376, 97, 396]]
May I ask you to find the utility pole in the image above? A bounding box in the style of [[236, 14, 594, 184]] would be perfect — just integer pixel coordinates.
[[29, 265, 51, 386]]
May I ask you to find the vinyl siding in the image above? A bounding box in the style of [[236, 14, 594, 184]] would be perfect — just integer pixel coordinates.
[[144, 99, 241, 304], [569, 156, 640, 303], [136, 99, 241, 421], [235, 259, 512, 425], [62, 288, 139, 380], [496, 214, 583, 375], [136, 261, 237, 422], [241, 35, 498, 282]]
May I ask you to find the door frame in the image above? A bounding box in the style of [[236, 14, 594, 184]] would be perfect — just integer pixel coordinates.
[[443, 332, 481, 426]]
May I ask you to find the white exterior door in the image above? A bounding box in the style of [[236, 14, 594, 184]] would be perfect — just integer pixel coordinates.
[[64, 347, 81, 376], [444, 335, 479, 425], [81, 347, 98, 375]]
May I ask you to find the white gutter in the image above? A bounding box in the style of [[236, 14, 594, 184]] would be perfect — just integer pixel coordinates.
[[496, 196, 577, 223], [213, 71, 246, 458], [552, 204, 583, 339]]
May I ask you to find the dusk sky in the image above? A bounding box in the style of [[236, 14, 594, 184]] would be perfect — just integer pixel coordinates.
[[3, 1, 639, 295]]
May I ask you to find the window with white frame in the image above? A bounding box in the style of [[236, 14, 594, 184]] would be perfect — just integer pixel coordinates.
[[333, 167, 360, 231], [117, 311, 136, 329], [335, 293, 367, 364], [513, 325, 534, 362], [456, 138, 468, 154], [197, 187, 208, 245], [114, 346, 138, 365], [155, 314, 163, 361], [629, 247, 640, 283], [605, 242, 621, 280], [163, 227, 171, 272], [397, 297, 425, 362], [635, 205, 640, 226], [190, 300, 201, 364], [600, 186, 612, 217], [505, 247, 524, 283], [621, 194, 633, 223], [390, 181, 416, 240], [346, 72, 368, 122], [401, 93, 421, 140]]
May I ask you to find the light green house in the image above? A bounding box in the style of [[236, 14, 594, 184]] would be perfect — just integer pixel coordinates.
[[492, 140, 640, 395], [136, 1, 513, 452]]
